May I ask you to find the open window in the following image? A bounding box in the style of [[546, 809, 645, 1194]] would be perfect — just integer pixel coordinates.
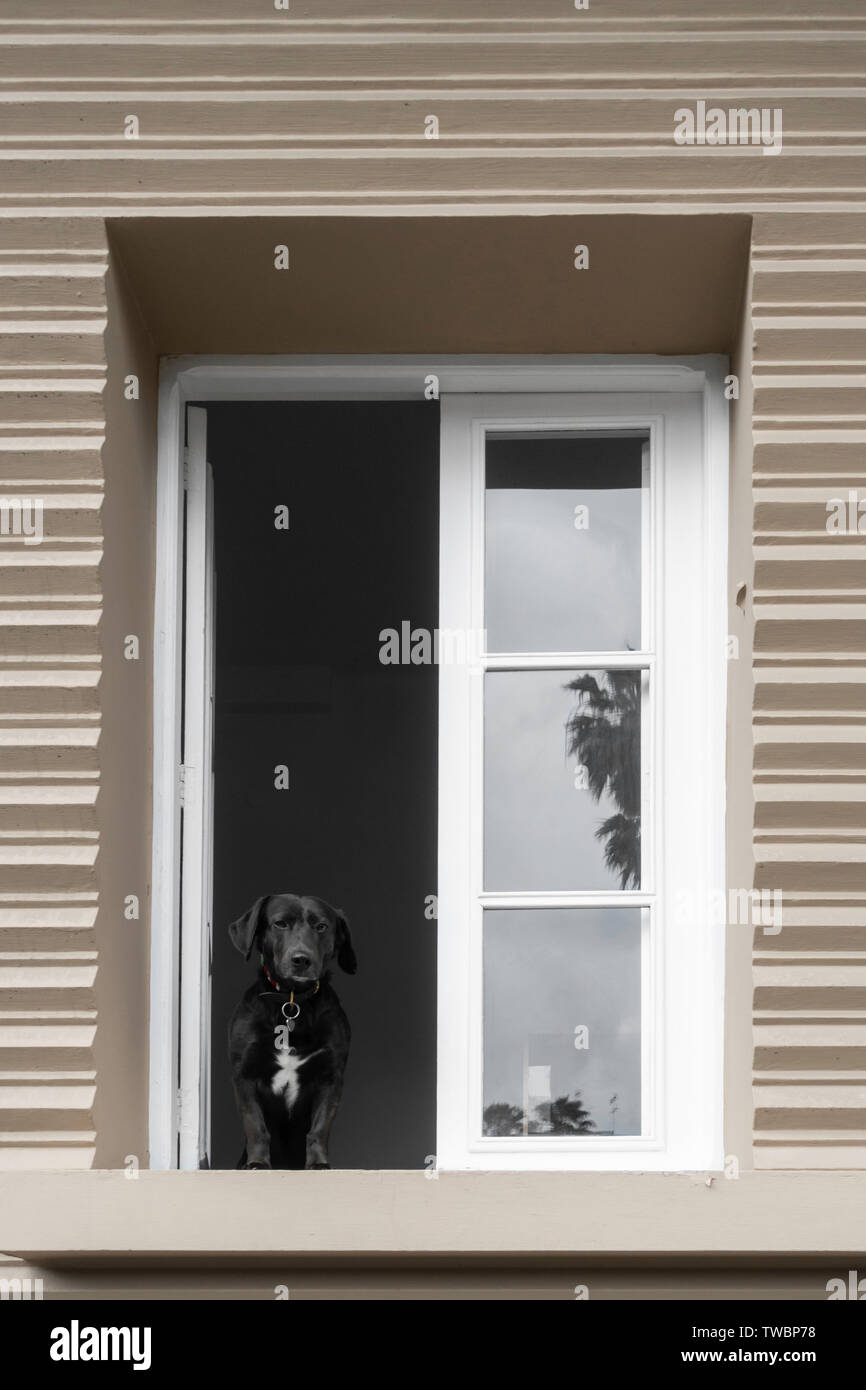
[[151, 361, 727, 1173]]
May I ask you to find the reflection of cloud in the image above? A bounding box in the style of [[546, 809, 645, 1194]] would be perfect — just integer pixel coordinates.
[[485, 671, 624, 891], [483, 908, 642, 1136], [616, 1018, 641, 1040], [486, 489, 641, 652]]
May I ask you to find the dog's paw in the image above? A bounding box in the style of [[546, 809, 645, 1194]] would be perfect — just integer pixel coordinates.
[[307, 1162, 330, 1170], [244, 1160, 271, 1170]]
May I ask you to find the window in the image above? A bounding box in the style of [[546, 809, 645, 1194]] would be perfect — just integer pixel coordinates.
[[152, 361, 727, 1174], [437, 388, 726, 1170]]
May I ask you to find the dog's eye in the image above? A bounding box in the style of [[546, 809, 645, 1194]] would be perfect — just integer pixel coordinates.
[[314, 922, 327, 934]]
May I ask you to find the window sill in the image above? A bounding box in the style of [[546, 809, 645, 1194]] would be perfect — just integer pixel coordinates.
[[1, 1169, 864, 1261]]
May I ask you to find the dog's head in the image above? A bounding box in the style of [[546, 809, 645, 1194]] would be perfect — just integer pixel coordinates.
[[228, 893, 357, 986]]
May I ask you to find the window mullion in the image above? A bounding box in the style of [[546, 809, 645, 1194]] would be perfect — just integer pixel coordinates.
[[482, 652, 654, 671]]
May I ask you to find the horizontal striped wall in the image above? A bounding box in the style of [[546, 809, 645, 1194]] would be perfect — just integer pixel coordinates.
[[752, 210, 866, 1168], [0, 1, 863, 1172], [0, 216, 106, 1168]]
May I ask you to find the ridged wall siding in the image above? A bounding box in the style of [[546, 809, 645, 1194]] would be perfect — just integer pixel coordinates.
[[0, 0, 864, 1170], [0, 212, 104, 1168], [752, 216, 866, 1168]]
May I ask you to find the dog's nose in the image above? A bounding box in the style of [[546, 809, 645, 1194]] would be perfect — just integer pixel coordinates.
[[291, 953, 312, 971]]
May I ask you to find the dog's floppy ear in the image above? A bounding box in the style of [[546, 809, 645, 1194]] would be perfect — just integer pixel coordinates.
[[335, 911, 357, 975], [228, 896, 270, 962]]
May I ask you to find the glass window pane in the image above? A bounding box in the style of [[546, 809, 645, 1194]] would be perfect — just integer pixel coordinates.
[[484, 432, 646, 654], [483, 907, 642, 1138], [484, 668, 642, 892]]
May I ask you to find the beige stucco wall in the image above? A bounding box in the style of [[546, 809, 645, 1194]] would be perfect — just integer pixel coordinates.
[[92, 246, 156, 1170], [2, 1168, 865, 1298], [0, 0, 864, 1290]]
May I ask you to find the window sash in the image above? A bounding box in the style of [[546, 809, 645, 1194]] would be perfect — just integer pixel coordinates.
[[437, 388, 726, 1172]]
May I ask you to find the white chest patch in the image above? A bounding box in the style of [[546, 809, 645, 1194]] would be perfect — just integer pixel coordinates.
[[271, 1047, 323, 1113]]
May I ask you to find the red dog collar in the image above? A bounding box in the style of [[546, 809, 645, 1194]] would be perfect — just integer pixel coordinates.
[[259, 955, 320, 1001]]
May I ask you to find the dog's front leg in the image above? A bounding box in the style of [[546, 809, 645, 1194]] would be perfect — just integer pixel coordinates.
[[305, 1082, 342, 1169], [233, 1076, 271, 1168]]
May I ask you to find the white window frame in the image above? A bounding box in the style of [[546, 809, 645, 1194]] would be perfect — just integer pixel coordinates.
[[437, 390, 727, 1171], [150, 356, 727, 1172]]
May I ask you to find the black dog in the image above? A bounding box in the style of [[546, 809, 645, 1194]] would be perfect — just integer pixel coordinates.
[[228, 893, 357, 1169]]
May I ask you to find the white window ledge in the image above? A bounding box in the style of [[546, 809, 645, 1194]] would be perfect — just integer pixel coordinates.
[[1, 1170, 864, 1261]]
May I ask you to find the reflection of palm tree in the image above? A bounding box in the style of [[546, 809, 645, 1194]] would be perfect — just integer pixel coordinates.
[[483, 1094, 595, 1137], [564, 669, 640, 889], [548, 1094, 596, 1135], [483, 1102, 524, 1137]]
